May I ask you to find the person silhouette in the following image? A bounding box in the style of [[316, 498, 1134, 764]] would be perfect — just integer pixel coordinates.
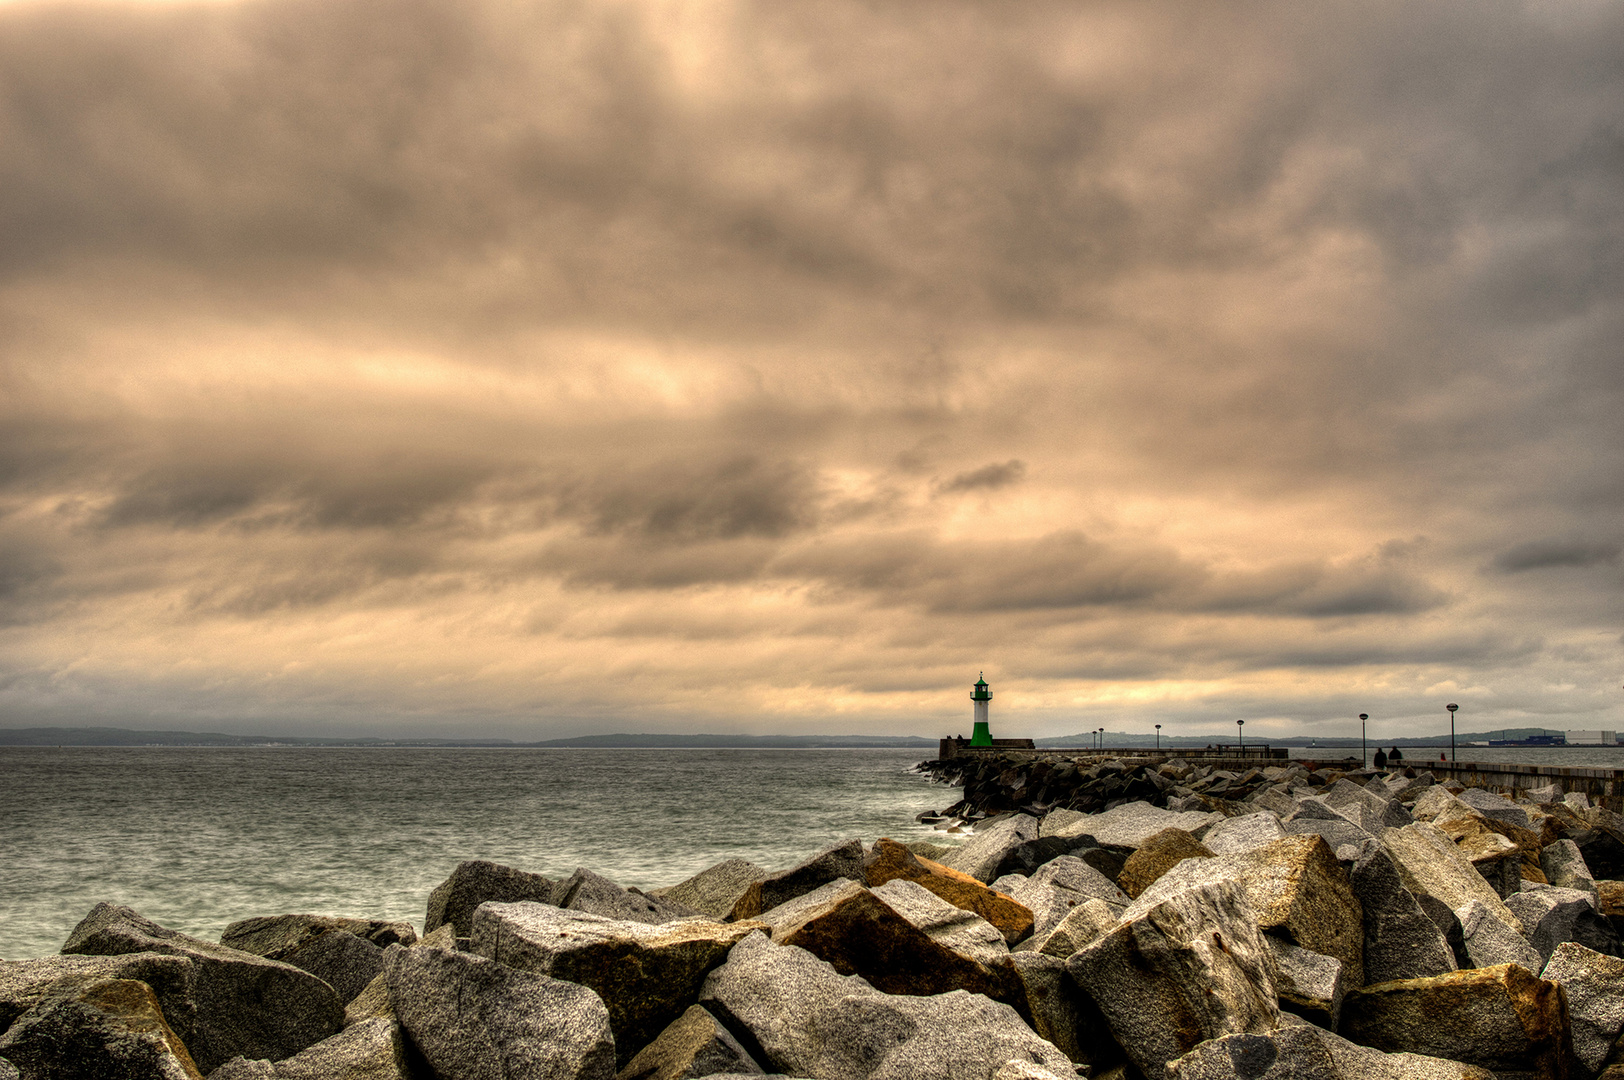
[[1389, 746, 1404, 764], [1373, 748, 1388, 770]]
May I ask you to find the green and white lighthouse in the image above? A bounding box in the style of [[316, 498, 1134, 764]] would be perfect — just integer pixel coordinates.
[[970, 674, 993, 746]]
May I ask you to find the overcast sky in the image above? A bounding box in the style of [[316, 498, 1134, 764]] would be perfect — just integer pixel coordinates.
[[1, 0, 1619, 742]]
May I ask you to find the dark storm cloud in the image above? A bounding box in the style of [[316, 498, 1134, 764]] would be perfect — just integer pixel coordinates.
[[0, 0, 1620, 737], [1491, 539, 1622, 574]]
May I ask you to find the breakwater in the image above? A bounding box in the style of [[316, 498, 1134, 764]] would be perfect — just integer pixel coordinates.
[[8, 755, 1624, 1079]]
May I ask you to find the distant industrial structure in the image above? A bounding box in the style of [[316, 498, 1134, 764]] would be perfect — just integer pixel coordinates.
[[1487, 729, 1618, 747]]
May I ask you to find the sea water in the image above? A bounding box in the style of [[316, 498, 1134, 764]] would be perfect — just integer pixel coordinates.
[[0, 746, 953, 960]]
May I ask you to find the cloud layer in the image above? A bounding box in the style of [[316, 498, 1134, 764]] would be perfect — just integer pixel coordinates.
[[1, 0, 1620, 740]]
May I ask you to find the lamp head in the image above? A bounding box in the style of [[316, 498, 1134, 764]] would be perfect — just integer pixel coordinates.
[[1447, 703, 1459, 713]]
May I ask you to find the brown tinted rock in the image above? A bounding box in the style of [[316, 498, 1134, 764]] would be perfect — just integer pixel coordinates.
[[0, 953, 198, 1046], [0, 977, 203, 1080], [1033, 897, 1118, 959], [615, 1004, 763, 1080], [728, 839, 866, 920], [342, 974, 392, 1027], [60, 903, 343, 1073], [1134, 834, 1364, 989], [219, 915, 416, 959], [1118, 829, 1215, 900], [1382, 822, 1525, 941], [470, 901, 758, 1067], [1341, 964, 1575, 1080], [212, 1017, 413, 1080], [1166, 1019, 1495, 1080], [423, 859, 555, 937], [752, 879, 1012, 1000], [865, 839, 1034, 945], [1067, 880, 1281, 1080]]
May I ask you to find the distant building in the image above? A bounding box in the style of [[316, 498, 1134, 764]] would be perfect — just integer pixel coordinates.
[[1565, 730, 1618, 746]]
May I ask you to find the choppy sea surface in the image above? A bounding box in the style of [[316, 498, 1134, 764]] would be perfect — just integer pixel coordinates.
[[0, 747, 953, 961]]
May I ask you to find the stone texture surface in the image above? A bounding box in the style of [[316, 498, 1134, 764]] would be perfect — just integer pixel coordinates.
[[1133, 834, 1363, 989], [382, 943, 615, 1080], [729, 839, 867, 919], [1382, 823, 1525, 941], [423, 859, 555, 937], [280, 930, 384, 1004], [342, 974, 393, 1027], [0, 977, 203, 1080], [1540, 941, 1624, 1074], [1541, 840, 1598, 902], [863, 839, 1034, 945], [615, 1003, 763, 1080], [1202, 813, 1287, 856], [1454, 900, 1543, 973], [1118, 829, 1215, 900], [219, 915, 415, 959], [1322, 778, 1412, 832], [869, 879, 1009, 966], [1268, 937, 1344, 1031], [1046, 803, 1223, 848], [557, 868, 701, 925], [698, 931, 1074, 1080], [212, 1017, 413, 1080], [1412, 787, 1477, 823], [0, 952, 198, 1044], [1456, 787, 1532, 830], [935, 815, 1042, 884], [752, 879, 1011, 1000], [1573, 826, 1624, 882], [1349, 844, 1458, 984], [1003, 950, 1122, 1073], [471, 901, 757, 1066], [1067, 879, 1280, 1080], [647, 859, 768, 921], [1032, 897, 1119, 959], [1008, 855, 1131, 941], [1166, 1020, 1495, 1080], [59, 902, 343, 1074], [1340, 963, 1574, 1080], [1507, 885, 1622, 965]]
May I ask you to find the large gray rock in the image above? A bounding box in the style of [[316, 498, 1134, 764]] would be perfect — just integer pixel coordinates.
[[556, 867, 702, 925], [219, 915, 416, 958], [1540, 840, 1598, 904], [1340, 964, 1573, 1080], [1003, 950, 1124, 1073], [1411, 786, 1477, 823], [209, 1018, 411, 1080], [1349, 845, 1457, 984], [729, 839, 867, 918], [1453, 900, 1542, 973], [1509, 885, 1623, 965], [869, 879, 1009, 967], [1029, 898, 1119, 959], [750, 879, 1011, 1000], [0, 977, 203, 1080], [278, 930, 383, 1005], [1132, 835, 1364, 990], [1165, 1019, 1494, 1079], [1381, 823, 1524, 941], [698, 931, 1074, 1080], [616, 1003, 763, 1080], [0, 952, 198, 1045], [1203, 813, 1287, 856], [1007, 855, 1130, 940], [648, 859, 769, 921], [1045, 803, 1223, 849], [471, 901, 757, 1066], [60, 903, 343, 1073], [382, 943, 615, 1080], [1321, 779, 1413, 832], [936, 816, 1042, 884], [1067, 880, 1280, 1080], [423, 859, 555, 937], [1540, 941, 1624, 1074], [1268, 937, 1343, 1031], [1456, 788, 1532, 830]]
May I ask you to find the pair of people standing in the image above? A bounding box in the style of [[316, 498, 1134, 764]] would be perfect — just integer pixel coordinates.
[[1372, 746, 1405, 769]]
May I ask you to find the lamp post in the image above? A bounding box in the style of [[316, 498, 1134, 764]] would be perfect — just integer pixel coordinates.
[[1155, 723, 1162, 751], [1447, 703, 1459, 763], [1237, 719, 1245, 754], [1097, 728, 1105, 752], [1360, 713, 1368, 770]]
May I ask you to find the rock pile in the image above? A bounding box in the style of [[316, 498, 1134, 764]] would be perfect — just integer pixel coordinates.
[[7, 758, 1624, 1080]]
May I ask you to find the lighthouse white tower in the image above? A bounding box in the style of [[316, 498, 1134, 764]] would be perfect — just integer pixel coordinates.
[[970, 674, 992, 746]]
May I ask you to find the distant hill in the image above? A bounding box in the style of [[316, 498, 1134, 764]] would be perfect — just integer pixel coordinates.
[[0, 726, 936, 749]]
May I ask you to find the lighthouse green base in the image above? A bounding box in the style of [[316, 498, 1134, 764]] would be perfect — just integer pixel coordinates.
[[970, 721, 992, 746]]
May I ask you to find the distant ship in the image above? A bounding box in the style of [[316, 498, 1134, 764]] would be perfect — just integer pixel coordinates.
[[1487, 734, 1566, 747]]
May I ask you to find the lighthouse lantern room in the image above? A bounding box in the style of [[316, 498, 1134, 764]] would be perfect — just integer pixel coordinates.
[[970, 674, 993, 746]]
